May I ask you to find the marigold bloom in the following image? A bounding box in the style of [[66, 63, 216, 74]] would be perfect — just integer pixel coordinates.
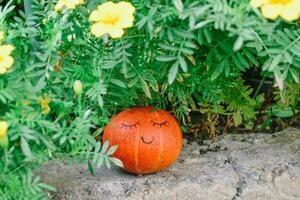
[[55, 0, 85, 11], [0, 44, 14, 74], [38, 97, 51, 115], [89, 1, 135, 38], [0, 121, 8, 148], [251, 0, 300, 21]]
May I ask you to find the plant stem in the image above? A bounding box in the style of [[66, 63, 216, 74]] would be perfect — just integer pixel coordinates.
[[78, 94, 82, 117], [1, 149, 8, 176], [253, 75, 267, 98], [24, 0, 40, 49]]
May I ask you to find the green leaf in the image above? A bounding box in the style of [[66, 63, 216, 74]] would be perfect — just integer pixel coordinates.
[[272, 105, 294, 118], [184, 41, 198, 49], [243, 49, 259, 66], [233, 36, 244, 51], [156, 55, 177, 62], [85, 134, 97, 146], [98, 95, 104, 108], [289, 68, 299, 83], [194, 5, 210, 16], [189, 15, 196, 29], [268, 55, 282, 71], [21, 137, 33, 158], [233, 112, 242, 126], [38, 134, 56, 151], [38, 183, 57, 192], [173, 0, 184, 12], [211, 62, 225, 80], [168, 62, 179, 84], [104, 157, 111, 169], [236, 53, 249, 70], [106, 145, 118, 156], [141, 80, 152, 99], [110, 157, 123, 168], [158, 43, 178, 51], [274, 70, 284, 90], [174, 30, 195, 39], [192, 20, 212, 30], [181, 47, 194, 55], [87, 160, 95, 176], [102, 61, 118, 69], [110, 79, 127, 88], [224, 60, 230, 76], [100, 140, 110, 154], [96, 157, 104, 168], [128, 76, 139, 88], [179, 56, 188, 72], [262, 58, 272, 71], [203, 28, 212, 43]]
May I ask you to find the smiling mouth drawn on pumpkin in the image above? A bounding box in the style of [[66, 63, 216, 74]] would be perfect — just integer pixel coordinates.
[[141, 136, 154, 144]]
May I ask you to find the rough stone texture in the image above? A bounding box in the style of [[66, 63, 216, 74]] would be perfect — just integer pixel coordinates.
[[38, 128, 300, 200]]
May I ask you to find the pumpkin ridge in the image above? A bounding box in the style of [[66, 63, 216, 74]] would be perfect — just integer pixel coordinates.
[[135, 122, 140, 174], [155, 111, 164, 171], [174, 117, 182, 158]]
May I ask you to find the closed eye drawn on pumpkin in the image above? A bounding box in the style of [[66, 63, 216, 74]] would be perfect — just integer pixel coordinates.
[[151, 120, 168, 127], [121, 121, 140, 129]]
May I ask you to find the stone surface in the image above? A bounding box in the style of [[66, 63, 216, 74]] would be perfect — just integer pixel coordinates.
[[38, 128, 300, 200]]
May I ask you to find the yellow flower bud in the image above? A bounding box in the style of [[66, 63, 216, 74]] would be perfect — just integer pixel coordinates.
[[23, 100, 30, 106], [38, 97, 51, 115], [73, 80, 83, 95], [0, 121, 8, 148], [16, 100, 30, 107]]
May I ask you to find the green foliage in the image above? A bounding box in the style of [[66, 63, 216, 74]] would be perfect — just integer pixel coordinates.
[[0, 0, 300, 198]]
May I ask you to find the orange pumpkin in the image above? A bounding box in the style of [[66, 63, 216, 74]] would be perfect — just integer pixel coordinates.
[[103, 107, 182, 174]]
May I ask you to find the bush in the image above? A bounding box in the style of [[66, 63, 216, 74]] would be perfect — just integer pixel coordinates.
[[0, 0, 299, 198]]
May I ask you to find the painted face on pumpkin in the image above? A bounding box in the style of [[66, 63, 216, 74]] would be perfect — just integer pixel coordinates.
[[103, 107, 182, 175], [120, 119, 168, 144]]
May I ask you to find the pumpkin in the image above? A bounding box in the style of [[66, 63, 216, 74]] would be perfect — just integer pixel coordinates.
[[103, 107, 182, 174]]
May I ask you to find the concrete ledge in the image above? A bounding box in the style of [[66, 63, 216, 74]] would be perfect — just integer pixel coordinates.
[[39, 128, 300, 200]]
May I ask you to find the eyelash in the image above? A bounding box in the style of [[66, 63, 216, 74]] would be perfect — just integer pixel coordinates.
[[151, 120, 168, 127], [121, 121, 140, 129]]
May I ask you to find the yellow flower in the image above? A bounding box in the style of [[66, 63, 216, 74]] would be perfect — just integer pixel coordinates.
[[16, 100, 30, 107], [0, 121, 8, 148], [250, 0, 300, 21], [0, 44, 14, 74], [55, 0, 85, 11], [38, 97, 51, 115], [89, 1, 135, 38], [23, 100, 30, 106]]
